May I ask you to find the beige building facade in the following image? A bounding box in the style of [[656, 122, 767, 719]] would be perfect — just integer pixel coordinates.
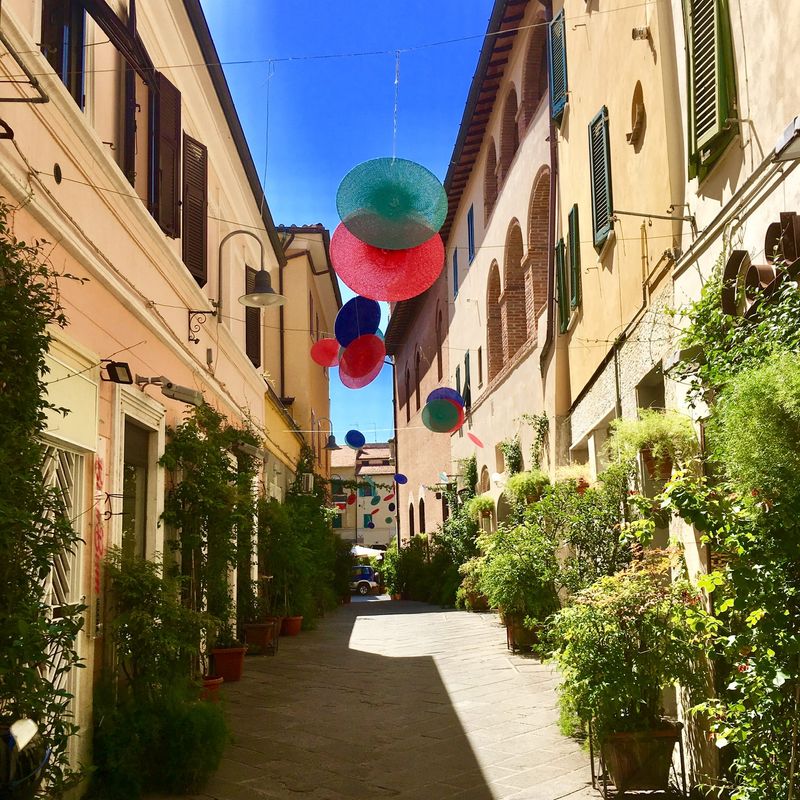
[[0, 0, 337, 776]]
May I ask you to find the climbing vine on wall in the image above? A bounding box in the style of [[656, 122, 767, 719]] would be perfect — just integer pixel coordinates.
[[0, 200, 85, 791]]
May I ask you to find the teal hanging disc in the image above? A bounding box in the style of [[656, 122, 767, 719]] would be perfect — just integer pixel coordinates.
[[336, 158, 448, 250], [422, 399, 461, 433]]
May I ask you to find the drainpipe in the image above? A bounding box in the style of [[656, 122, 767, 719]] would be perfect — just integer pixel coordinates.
[[388, 357, 401, 549], [540, 0, 557, 372], [278, 233, 295, 400]]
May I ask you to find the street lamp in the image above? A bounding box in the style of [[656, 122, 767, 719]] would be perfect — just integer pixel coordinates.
[[319, 417, 341, 450], [218, 229, 286, 319], [188, 229, 286, 343]]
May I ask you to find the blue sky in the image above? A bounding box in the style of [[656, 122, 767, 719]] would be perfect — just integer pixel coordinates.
[[199, 0, 494, 441]]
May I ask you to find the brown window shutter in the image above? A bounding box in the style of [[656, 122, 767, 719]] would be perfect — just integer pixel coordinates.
[[123, 66, 136, 185], [152, 71, 181, 238], [181, 134, 208, 286], [245, 267, 261, 368]]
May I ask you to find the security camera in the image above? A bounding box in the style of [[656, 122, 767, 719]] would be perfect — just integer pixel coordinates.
[[135, 375, 204, 406], [160, 379, 204, 407]]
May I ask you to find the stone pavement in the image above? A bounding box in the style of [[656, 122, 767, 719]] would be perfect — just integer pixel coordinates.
[[168, 598, 597, 800]]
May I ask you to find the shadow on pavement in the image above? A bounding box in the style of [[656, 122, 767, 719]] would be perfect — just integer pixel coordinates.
[[200, 601, 495, 800]]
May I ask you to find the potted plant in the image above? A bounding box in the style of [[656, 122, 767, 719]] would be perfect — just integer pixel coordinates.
[[476, 521, 559, 651], [161, 405, 260, 684], [608, 409, 698, 481], [550, 551, 702, 793], [505, 469, 550, 504], [456, 556, 489, 611], [465, 494, 495, 522]]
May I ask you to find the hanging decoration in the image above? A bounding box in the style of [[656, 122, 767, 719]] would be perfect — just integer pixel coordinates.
[[427, 387, 465, 408], [310, 337, 340, 367], [330, 223, 445, 301], [339, 352, 385, 390], [467, 432, 484, 448], [334, 296, 382, 347], [336, 157, 448, 250], [394, 474, 408, 484], [344, 429, 366, 450], [421, 398, 463, 433], [338, 333, 386, 379]]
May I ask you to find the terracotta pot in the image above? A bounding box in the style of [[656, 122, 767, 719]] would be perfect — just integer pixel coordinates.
[[242, 622, 279, 655], [641, 447, 673, 481], [480, 509, 492, 518], [280, 615, 303, 636], [602, 720, 681, 793], [465, 590, 489, 611], [210, 646, 247, 683], [200, 675, 224, 703], [505, 615, 539, 652]]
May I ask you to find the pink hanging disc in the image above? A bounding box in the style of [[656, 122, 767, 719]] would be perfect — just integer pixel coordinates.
[[467, 432, 484, 448], [330, 223, 445, 302], [310, 337, 340, 367]]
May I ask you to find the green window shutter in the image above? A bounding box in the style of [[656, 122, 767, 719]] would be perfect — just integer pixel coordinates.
[[556, 238, 569, 333], [455, 365, 461, 397], [684, 0, 738, 180], [568, 204, 581, 308], [463, 351, 472, 409], [548, 10, 568, 122], [589, 107, 613, 251]]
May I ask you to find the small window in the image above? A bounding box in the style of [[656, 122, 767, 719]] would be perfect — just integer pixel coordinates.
[[245, 267, 261, 367], [477, 347, 483, 387], [419, 498, 426, 534], [122, 420, 152, 560], [41, 0, 85, 107], [414, 351, 421, 410], [467, 206, 476, 263], [150, 72, 182, 238], [548, 9, 568, 122], [363, 514, 372, 528], [333, 514, 342, 529], [452, 249, 459, 299], [556, 238, 569, 333], [568, 204, 581, 309], [455, 365, 461, 397], [359, 483, 374, 497], [436, 309, 444, 381], [589, 107, 613, 251]]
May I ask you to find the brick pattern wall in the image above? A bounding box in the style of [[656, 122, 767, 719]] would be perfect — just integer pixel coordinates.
[[521, 26, 549, 128], [487, 261, 503, 381], [484, 139, 498, 223], [502, 223, 527, 360], [527, 168, 551, 317], [498, 87, 519, 185]]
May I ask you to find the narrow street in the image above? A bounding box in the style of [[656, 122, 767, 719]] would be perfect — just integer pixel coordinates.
[[170, 599, 595, 800]]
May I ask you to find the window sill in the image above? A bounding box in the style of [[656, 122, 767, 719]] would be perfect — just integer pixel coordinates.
[[596, 229, 616, 263]]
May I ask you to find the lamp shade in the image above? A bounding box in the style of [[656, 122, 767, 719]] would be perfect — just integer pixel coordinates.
[[239, 269, 286, 307], [324, 434, 341, 451]]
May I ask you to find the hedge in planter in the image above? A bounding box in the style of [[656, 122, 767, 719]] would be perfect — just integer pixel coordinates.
[[550, 551, 703, 792]]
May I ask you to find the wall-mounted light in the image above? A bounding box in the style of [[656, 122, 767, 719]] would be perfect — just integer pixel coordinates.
[[775, 116, 800, 162], [319, 416, 341, 450], [135, 375, 204, 406], [100, 360, 133, 384]]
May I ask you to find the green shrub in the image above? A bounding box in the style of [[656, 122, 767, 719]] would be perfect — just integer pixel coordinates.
[[505, 470, 550, 504], [607, 408, 698, 470], [550, 551, 702, 739], [711, 352, 800, 513], [464, 494, 494, 522], [477, 521, 559, 622]]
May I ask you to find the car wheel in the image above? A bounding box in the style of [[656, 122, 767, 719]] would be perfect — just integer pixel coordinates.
[[358, 582, 370, 595]]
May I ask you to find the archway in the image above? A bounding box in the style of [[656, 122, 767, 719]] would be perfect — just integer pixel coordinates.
[[526, 167, 551, 318], [521, 26, 548, 127], [484, 138, 498, 222], [503, 221, 527, 359], [487, 262, 503, 381], [499, 86, 519, 183]]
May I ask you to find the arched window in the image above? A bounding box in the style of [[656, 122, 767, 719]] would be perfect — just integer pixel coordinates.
[[521, 25, 548, 127], [404, 367, 411, 423], [484, 138, 498, 222], [499, 86, 520, 183], [435, 307, 444, 381], [479, 466, 490, 494], [487, 261, 503, 381], [527, 167, 551, 318], [408, 504, 415, 539], [503, 220, 527, 358], [414, 350, 422, 410], [419, 498, 426, 534]]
